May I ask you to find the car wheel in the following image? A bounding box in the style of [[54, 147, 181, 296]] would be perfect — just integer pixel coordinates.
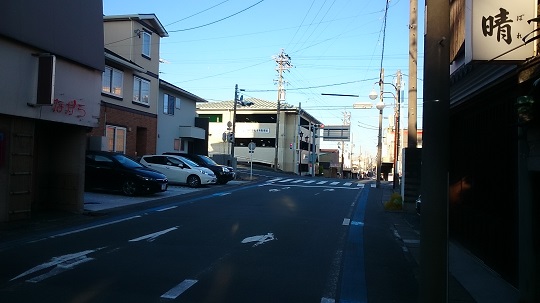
[[122, 180, 137, 196], [187, 175, 201, 188]]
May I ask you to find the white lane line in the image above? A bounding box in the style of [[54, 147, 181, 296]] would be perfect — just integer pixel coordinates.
[[129, 227, 178, 242], [343, 182, 352, 186], [342, 218, 351, 226], [161, 279, 198, 299], [50, 216, 141, 238], [330, 182, 339, 185], [156, 206, 178, 212], [317, 181, 328, 185]]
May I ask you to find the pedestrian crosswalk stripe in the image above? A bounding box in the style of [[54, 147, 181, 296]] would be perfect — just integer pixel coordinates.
[[330, 182, 339, 185], [343, 182, 352, 186], [291, 179, 303, 183], [279, 178, 294, 183], [304, 180, 315, 184], [317, 181, 328, 185]]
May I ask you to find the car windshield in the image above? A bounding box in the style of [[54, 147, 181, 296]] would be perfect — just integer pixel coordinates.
[[112, 154, 145, 169], [199, 155, 218, 166], [177, 156, 201, 168]]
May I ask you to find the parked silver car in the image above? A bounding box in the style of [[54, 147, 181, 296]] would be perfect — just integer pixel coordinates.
[[140, 154, 216, 188]]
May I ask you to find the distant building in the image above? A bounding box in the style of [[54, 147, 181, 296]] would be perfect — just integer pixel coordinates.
[[197, 98, 323, 174]]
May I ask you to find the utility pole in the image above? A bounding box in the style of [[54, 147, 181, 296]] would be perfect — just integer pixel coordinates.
[[340, 111, 351, 178], [273, 49, 292, 171], [408, 0, 418, 147], [231, 84, 239, 159], [393, 71, 402, 189], [420, 0, 450, 301]]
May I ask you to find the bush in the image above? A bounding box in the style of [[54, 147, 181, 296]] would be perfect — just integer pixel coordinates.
[[384, 192, 403, 210]]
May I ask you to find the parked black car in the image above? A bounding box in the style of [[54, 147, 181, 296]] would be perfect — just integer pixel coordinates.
[[163, 153, 235, 184], [85, 150, 168, 196]]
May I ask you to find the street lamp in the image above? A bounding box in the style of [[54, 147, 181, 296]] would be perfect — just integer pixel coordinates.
[[369, 69, 401, 189], [369, 88, 386, 188]]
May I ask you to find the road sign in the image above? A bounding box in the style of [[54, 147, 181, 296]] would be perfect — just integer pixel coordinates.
[[353, 102, 373, 109], [248, 142, 256, 151]]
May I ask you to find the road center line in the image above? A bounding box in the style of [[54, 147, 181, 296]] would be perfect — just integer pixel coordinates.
[[161, 279, 198, 299], [50, 216, 142, 238]]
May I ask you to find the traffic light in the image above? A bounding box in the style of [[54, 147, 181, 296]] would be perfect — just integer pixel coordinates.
[[228, 132, 234, 142], [290, 143, 293, 149]]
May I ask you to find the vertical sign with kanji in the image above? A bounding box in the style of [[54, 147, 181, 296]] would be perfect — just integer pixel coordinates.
[[467, 0, 537, 61]]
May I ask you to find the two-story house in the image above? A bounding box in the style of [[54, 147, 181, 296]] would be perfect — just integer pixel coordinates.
[[157, 80, 209, 155], [88, 14, 168, 158], [0, 0, 104, 222]]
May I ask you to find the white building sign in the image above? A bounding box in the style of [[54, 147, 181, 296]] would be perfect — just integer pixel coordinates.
[[467, 0, 537, 61]]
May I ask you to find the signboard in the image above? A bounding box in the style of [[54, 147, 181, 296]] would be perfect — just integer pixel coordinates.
[[353, 102, 373, 109], [466, 0, 537, 61], [322, 125, 350, 141]]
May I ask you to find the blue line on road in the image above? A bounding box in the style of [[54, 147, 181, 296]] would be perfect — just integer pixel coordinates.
[[340, 186, 369, 303]]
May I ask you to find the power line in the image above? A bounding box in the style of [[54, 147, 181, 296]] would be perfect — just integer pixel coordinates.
[[168, 0, 265, 32]]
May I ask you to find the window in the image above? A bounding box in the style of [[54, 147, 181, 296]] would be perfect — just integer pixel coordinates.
[[142, 31, 151, 58], [164, 93, 179, 115], [106, 125, 126, 153], [133, 77, 150, 105], [102, 66, 123, 97]]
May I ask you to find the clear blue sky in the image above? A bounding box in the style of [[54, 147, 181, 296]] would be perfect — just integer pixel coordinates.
[[103, 0, 424, 156]]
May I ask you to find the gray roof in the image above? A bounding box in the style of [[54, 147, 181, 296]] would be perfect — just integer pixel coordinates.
[[196, 98, 295, 110]]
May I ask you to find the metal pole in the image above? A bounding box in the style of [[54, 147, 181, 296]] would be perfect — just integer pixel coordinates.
[[231, 84, 238, 159], [376, 68, 385, 188]]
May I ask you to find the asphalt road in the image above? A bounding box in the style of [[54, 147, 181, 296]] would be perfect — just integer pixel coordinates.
[[0, 175, 374, 302]]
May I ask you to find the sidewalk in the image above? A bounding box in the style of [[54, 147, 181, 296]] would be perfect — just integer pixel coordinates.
[[378, 182, 518, 303]]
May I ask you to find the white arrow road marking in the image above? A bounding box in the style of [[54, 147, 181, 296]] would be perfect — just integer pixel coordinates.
[[161, 279, 198, 299], [11, 248, 104, 282], [129, 227, 178, 242], [269, 189, 280, 192], [241, 233, 276, 247]]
